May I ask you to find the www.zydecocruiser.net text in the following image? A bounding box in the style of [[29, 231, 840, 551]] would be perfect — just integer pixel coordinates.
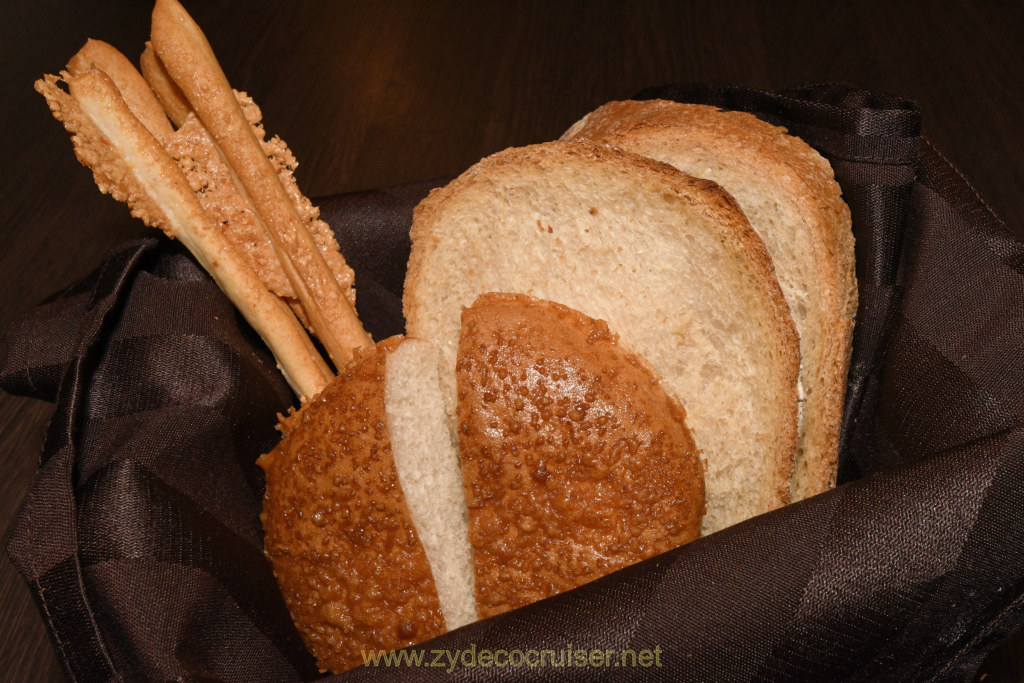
[[361, 644, 664, 672]]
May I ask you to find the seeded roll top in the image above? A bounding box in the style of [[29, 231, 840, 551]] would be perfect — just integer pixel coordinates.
[[457, 293, 705, 617]]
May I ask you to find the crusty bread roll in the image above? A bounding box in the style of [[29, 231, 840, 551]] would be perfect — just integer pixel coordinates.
[[562, 101, 856, 499], [261, 294, 706, 672], [458, 293, 704, 618], [405, 140, 799, 534], [259, 338, 453, 673], [260, 108, 851, 671]]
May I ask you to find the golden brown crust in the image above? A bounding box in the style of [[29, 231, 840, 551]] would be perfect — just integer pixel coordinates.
[[456, 293, 705, 618], [67, 38, 174, 140], [260, 338, 446, 673], [36, 68, 332, 401], [41, 25, 347, 401], [405, 140, 800, 515], [139, 42, 192, 128], [565, 100, 856, 499]]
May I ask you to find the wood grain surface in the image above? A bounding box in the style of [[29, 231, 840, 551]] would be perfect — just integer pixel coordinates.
[[1, 1, 1021, 680]]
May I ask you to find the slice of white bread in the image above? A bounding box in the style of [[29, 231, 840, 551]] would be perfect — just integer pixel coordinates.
[[457, 293, 705, 618], [404, 140, 800, 534], [562, 101, 856, 499]]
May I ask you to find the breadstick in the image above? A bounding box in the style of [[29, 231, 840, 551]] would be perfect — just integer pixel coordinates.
[[38, 69, 333, 401], [137, 39, 350, 338], [67, 38, 175, 141], [139, 42, 192, 128], [150, 0, 372, 368]]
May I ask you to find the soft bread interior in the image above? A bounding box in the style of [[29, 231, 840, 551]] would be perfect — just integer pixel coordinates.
[[385, 338, 478, 630], [405, 141, 799, 534], [563, 101, 856, 499]]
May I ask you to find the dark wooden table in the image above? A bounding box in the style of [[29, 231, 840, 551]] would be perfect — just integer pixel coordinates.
[[2, 1, 1022, 680]]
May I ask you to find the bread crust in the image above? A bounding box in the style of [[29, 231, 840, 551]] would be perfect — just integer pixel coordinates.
[[564, 101, 856, 498], [405, 140, 800, 531], [67, 38, 175, 140], [457, 293, 705, 617], [259, 338, 445, 673]]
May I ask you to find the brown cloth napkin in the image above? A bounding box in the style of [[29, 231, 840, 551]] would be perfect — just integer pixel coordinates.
[[3, 84, 1023, 681]]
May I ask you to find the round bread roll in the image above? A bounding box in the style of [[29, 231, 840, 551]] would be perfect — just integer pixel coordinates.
[[260, 294, 707, 672]]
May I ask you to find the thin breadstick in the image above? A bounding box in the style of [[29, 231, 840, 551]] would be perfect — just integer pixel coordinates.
[[38, 69, 333, 401], [140, 42, 192, 128], [137, 38, 334, 335], [150, 0, 372, 368], [67, 38, 175, 141], [165, 106, 320, 332]]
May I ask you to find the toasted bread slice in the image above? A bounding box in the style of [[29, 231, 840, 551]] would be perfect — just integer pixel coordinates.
[[563, 100, 856, 499], [404, 140, 799, 534], [457, 293, 705, 617]]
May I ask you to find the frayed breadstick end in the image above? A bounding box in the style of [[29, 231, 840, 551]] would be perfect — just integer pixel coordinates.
[[35, 71, 176, 236]]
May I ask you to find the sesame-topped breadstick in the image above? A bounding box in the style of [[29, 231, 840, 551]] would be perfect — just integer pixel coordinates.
[[36, 67, 333, 401], [150, 0, 372, 369]]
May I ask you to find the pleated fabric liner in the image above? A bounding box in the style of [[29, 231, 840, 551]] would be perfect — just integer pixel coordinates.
[[3, 84, 1023, 681]]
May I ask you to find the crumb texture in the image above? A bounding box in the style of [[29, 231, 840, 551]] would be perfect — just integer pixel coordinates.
[[386, 339, 478, 630], [564, 100, 856, 499], [406, 141, 799, 534]]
